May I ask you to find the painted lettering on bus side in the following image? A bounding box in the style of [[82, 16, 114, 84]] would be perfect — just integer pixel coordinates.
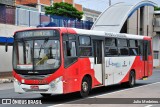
[[104, 33, 127, 38], [106, 58, 128, 68], [106, 58, 121, 68]]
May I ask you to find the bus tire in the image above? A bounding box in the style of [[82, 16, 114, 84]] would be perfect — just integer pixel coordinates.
[[40, 93, 52, 97], [80, 77, 91, 98], [127, 71, 136, 88]]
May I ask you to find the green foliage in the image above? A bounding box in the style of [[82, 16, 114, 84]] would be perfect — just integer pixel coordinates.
[[45, 2, 83, 20], [154, 6, 160, 11]]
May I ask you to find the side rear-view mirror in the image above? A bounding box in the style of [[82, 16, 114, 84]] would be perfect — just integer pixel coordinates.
[[5, 43, 8, 52]]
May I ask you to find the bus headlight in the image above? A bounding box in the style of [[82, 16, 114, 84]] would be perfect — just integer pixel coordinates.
[[55, 76, 62, 83], [14, 78, 21, 85], [50, 81, 56, 88], [49, 76, 62, 88]]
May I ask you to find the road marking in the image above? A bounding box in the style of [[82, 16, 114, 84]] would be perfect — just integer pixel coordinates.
[[89, 82, 160, 98], [145, 105, 153, 107], [47, 82, 160, 107]]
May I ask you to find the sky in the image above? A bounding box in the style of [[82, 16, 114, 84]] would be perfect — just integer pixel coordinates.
[[74, 0, 160, 12]]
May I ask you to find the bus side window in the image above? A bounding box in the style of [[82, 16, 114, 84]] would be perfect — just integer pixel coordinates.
[[129, 40, 138, 56], [66, 41, 77, 57], [63, 35, 77, 57], [138, 40, 143, 56], [63, 34, 77, 68], [148, 41, 152, 55], [105, 38, 118, 56], [79, 36, 92, 57], [118, 39, 129, 56]]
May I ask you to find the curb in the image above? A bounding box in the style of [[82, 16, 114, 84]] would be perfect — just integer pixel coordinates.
[[0, 78, 13, 84]]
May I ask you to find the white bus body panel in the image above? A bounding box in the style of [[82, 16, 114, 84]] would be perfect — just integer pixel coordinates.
[[89, 54, 136, 86], [89, 58, 103, 84], [105, 56, 136, 85]]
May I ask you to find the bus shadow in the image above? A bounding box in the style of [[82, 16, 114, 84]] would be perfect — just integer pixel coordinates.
[[27, 82, 148, 104]]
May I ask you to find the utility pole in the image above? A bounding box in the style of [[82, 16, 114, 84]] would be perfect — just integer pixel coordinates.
[[109, 0, 111, 6]]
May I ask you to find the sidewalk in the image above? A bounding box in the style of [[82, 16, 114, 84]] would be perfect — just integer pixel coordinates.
[[0, 72, 13, 84]]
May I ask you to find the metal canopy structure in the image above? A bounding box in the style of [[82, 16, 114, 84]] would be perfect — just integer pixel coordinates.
[[91, 0, 156, 33]]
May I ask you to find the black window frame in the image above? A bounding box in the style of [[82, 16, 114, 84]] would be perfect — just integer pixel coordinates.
[[105, 37, 117, 47], [78, 35, 93, 57], [79, 36, 91, 46], [129, 39, 139, 56], [138, 40, 143, 56], [118, 38, 129, 56], [148, 40, 152, 56], [63, 34, 78, 68], [105, 37, 118, 57], [118, 38, 128, 47]]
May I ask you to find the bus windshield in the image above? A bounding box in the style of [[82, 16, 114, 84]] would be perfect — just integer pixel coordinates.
[[13, 39, 60, 70]]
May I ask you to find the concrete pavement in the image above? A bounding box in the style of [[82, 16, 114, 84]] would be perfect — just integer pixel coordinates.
[[0, 83, 13, 91], [57, 82, 160, 107]]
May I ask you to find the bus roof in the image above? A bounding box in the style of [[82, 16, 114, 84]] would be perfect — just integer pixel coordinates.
[[14, 27, 151, 40], [72, 28, 151, 40]]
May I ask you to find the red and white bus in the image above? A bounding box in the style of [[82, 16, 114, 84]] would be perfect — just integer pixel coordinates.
[[12, 27, 153, 97]]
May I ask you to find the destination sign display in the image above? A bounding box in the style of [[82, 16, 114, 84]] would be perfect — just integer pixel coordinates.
[[15, 30, 59, 39]]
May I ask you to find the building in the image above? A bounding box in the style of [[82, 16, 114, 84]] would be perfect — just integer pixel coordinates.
[[0, 0, 15, 6], [153, 11, 160, 67], [0, 0, 83, 12], [82, 7, 101, 22], [92, 1, 156, 35], [53, 0, 82, 12], [14, 0, 82, 12], [92, 1, 159, 67], [0, 0, 96, 75], [15, 0, 52, 12], [13, 0, 95, 29]]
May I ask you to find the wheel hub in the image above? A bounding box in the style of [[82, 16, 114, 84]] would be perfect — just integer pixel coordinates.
[[82, 82, 88, 92], [131, 75, 135, 85]]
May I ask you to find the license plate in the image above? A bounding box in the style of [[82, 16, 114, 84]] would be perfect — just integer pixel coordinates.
[[30, 86, 39, 90]]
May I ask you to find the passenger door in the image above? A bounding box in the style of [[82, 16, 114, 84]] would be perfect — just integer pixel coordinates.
[[143, 40, 152, 77], [143, 40, 150, 77], [93, 40, 104, 85]]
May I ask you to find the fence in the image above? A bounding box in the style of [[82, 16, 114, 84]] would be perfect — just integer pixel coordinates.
[[0, 4, 93, 30], [16, 10, 93, 29], [40, 14, 93, 29]]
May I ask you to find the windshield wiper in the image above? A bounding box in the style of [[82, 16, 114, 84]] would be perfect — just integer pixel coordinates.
[[38, 44, 42, 58], [38, 38, 49, 58]]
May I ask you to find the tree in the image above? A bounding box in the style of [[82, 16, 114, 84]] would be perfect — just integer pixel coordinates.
[[45, 2, 83, 20], [154, 6, 160, 11]]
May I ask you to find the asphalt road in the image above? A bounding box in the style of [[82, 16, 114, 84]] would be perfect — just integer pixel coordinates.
[[0, 69, 160, 107]]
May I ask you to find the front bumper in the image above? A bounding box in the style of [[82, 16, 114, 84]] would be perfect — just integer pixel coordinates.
[[13, 80, 63, 94]]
